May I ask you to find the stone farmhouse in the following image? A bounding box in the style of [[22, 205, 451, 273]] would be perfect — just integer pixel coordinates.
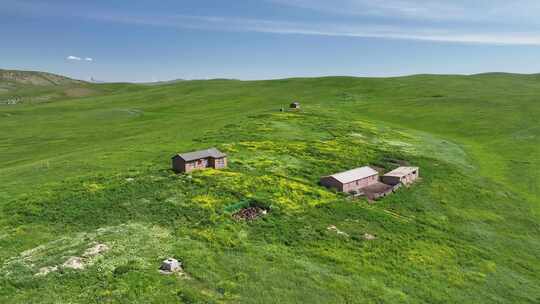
[[172, 148, 227, 173]]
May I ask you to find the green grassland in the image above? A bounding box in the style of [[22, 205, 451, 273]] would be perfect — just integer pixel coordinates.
[[0, 72, 539, 303], [0, 69, 136, 106]]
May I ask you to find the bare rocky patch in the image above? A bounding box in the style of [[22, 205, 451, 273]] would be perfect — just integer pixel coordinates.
[[83, 243, 110, 258], [1, 224, 172, 279], [327, 225, 349, 237], [36, 266, 58, 276], [363, 233, 377, 241], [48, 243, 110, 273], [63, 256, 85, 270]]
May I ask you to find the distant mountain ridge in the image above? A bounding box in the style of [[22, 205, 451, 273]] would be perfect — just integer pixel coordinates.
[[3, 69, 540, 87], [0, 69, 98, 105], [140, 78, 185, 86], [0, 69, 84, 86]]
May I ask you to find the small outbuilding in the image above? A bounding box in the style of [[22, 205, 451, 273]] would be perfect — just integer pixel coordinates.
[[160, 258, 182, 273], [172, 148, 227, 173], [320, 166, 379, 193], [290, 101, 300, 109], [381, 166, 419, 186]]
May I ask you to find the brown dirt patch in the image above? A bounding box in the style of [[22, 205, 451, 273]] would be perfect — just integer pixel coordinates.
[[361, 182, 397, 201], [233, 207, 268, 221]]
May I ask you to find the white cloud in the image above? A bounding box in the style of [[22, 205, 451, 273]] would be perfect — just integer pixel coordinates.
[[266, 0, 540, 23], [9, 0, 540, 46], [95, 14, 540, 46], [66, 55, 94, 62]]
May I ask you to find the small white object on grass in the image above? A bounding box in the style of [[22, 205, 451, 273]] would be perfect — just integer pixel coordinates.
[[160, 258, 182, 274], [363, 233, 377, 240]]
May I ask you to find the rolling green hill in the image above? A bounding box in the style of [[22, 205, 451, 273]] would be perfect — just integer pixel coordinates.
[[0, 69, 125, 105], [0, 69, 83, 86], [0, 72, 539, 303]]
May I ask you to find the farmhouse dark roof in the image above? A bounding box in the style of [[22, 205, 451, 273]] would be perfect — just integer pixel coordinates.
[[173, 148, 226, 161]]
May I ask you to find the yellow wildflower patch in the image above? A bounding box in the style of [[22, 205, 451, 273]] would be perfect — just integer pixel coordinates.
[[84, 182, 104, 193], [192, 194, 221, 209]]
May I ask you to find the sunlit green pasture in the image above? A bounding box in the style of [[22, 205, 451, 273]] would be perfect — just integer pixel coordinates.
[[0, 74, 539, 303]]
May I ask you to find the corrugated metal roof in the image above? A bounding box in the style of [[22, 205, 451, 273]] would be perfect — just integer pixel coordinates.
[[173, 148, 226, 161], [383, 166, 419, 177], [329, 166, 378, 184]]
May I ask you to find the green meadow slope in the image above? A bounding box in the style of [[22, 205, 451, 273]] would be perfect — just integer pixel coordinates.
[[0, 73, 539, 303], [0, 69, 133, 105]]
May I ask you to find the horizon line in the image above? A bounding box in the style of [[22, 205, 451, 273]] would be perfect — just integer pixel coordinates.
[[3, 68, 539, 84]]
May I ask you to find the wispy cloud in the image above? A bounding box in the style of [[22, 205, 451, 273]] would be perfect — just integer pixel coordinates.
[[91, 14, 540, 46], [66, 55, 94, 62], [8, 0, 540, 46], [268, 0, 463, 21], [267, 0, 540, 23]]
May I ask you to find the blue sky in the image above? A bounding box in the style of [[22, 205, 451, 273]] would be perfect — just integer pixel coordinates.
[[2, 0, 540, 82]]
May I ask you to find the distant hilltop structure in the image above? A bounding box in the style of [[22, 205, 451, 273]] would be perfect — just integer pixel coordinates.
[[89, 77, 106, 83], [290, 101, 301, 109]]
